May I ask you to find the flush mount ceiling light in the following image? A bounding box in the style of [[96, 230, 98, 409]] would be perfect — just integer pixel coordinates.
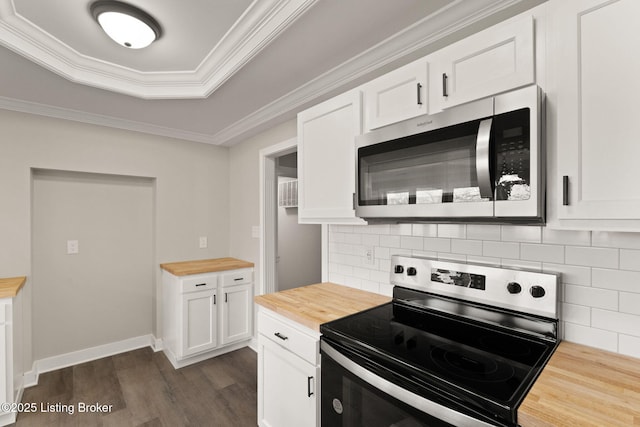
[[90, 1, 162, 49]]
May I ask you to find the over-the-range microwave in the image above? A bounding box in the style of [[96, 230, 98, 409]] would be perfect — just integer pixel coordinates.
[[355, 85, 544, 224]]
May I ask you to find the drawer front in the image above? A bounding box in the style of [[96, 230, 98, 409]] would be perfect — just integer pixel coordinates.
[[258, 311, 318, 365], [221, 269, 253, 287], [180, 275, 217, 294]]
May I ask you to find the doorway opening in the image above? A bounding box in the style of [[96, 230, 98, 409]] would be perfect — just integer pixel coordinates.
[[259, 139, 321, 295]]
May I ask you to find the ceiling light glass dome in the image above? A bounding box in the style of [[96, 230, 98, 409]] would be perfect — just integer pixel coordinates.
[[91, 1, 162, 49]]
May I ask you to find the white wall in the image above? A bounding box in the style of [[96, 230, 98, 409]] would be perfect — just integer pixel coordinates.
[[228, 119, 297, 294], [0, 109, 230, 369], [327, 223, 640, 358]]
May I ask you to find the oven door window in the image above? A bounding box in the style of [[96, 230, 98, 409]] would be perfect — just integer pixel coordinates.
[[358, 120, 492, 207], [322, 349, 455, 427]]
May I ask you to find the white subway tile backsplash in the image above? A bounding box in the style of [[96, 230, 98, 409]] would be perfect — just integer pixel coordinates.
[[592, 231, 640, 249], [563, 323, 618, 352], [380, 235, 401, 248], [620, 249, 640, 272], [592, 268, 640, 292], [521, 243, 565, 263], [451, 239, 483, 255], [466, 224, 501, 241], [438, 224, 466, 239], [412, 224, 438, 237], [619, 292, 640, 316], [565, 246, 619, 268], [501, 225, 542, 243], [561, 303, 591, 326], [564, 285, 618, 311], [401, 236, 423, 250], [592, 309, 640, 337], [327, 223, 640, 357], [542, 228, 591, 246], [424, 237, 451, 252], [543, 263, 591, 286], [619, 334, 640, 359], [483, 241, 520, 258]]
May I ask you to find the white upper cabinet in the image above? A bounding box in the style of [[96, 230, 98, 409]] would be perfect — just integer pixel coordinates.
[[363, 59, 428, 131], [550, 0, 640, 230], [429, 14, 535, 112], [297, 90, 366, 224]]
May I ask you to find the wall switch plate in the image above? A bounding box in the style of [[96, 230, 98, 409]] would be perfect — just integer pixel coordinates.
[[67, 240, 79, 254], [364, 245, 375, 265], [199, 236, 208, 249]]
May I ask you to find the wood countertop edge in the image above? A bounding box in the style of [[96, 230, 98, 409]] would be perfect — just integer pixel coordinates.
[[519, 341, 640, 427], [160, 257, 254, 276], [0, 276, 27, 298], [254, 282, 391, 332]]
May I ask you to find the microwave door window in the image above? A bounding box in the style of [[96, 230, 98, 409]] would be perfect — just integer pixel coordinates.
[[493, 108, 531, 201], [359, 121, 491, 206]]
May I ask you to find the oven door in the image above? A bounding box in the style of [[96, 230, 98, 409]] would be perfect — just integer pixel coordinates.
[[320, 340, 498, 427]]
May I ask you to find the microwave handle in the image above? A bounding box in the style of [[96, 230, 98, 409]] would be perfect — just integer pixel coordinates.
[[476, 118, 493, 200]]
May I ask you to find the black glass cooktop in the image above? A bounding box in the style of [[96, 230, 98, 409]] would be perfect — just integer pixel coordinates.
[[320, 288, 557, 422]]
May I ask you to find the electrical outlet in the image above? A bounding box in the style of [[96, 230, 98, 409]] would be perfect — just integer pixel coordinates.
[[364, 245, 375, 265], [67, 240, 79, 254], [199, 236, 208, 249]]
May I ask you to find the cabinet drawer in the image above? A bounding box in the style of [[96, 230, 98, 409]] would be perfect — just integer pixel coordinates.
[[258, 311, 318, 365], [221, 269, 253, 286], [180, 275, 217, 294]]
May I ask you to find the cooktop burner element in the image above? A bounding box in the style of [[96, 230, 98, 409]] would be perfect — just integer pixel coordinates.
[[321, 256, 560, 427]]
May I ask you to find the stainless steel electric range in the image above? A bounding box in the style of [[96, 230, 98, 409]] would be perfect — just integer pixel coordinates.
[[320, 255, 560, 427]]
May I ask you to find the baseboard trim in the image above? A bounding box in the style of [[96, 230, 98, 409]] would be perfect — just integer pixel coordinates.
[[24, 334, 158, 387]]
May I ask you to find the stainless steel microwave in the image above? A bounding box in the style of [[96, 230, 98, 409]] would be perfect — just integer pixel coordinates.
[[355, 85, 544, 223]]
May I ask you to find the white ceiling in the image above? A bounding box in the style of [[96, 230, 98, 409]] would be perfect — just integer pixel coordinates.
[[0, 0, 545, 146]]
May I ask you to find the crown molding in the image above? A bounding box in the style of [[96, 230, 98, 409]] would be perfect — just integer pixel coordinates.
[[0, 0, 318, 99], [0, 0, 531, 146]]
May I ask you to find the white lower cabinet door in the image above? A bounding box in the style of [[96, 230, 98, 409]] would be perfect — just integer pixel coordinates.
[[258, 336, 318, 427], [220, 284, 252, 345], [181, 290, 217, 357]]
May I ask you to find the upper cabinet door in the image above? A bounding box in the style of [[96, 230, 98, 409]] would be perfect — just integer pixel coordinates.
[[553, 0, 640, 226], [297, 90, 366, 224], [363, 59, 428, 131], [430, 15, 535, 112]]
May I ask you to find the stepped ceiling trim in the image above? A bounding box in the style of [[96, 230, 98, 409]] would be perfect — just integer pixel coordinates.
[[0, 0, 318, 99]]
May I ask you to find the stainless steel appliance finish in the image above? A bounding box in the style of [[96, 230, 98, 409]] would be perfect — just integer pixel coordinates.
[[355, 85, 544, 223], [320, 256, 560, 427]]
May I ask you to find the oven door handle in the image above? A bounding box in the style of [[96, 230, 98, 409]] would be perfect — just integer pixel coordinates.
[[476, 118, 493, 200], [321, 341, 496, 427]]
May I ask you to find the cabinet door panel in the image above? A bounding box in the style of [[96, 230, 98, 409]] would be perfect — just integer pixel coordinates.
[[182, 291, 217, 357], [431, 15, 534, 111], [556, 0, 640, 220], [221, 284, 252, 344], [258, 337, 317, 427], [364, 60, 428, 131], [298, 90, 366, 224]]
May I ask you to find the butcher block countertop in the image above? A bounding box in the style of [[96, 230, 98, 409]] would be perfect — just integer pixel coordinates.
[[519, 341, 640, 427], [254, 282, 391, 332], [160, 257, 254, 276], [0, 276, 26, 298]]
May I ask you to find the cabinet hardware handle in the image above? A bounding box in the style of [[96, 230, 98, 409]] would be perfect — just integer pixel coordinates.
[[307, 376, 314, 397], [225, 293, 228, 303], [234, 277, 243, 281], [417, 83, 423, 105], [195, 283, 206, 287], [442, 73, 448, 97], [213, 294, 216, 305], [274, 332, 288, 341], [562, 176, 569, 206]]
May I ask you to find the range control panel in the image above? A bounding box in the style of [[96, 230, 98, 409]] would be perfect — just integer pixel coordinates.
[[390, 255, 559, 319]]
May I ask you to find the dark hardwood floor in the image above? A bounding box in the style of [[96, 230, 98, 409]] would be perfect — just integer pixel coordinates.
[[14, 347, 257, 426]]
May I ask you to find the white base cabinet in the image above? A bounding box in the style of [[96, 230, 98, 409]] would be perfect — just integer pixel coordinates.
[[162, 268, 253, 368], [0, 291, 24, 427], [257, 308, 319, 427]]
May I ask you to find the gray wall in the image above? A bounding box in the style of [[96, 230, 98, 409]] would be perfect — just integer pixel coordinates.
[[0, 109, 229, 369]]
